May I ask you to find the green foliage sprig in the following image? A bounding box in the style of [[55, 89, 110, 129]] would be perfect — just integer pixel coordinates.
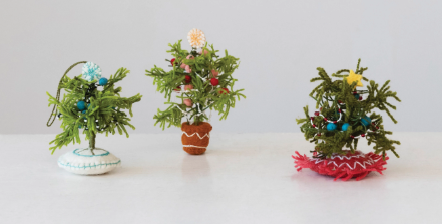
[[47, 66, 142, 154], [146, 40, 246, 129], [297, 59, 401, 160]]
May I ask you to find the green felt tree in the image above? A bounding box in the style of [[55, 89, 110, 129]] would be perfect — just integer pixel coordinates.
[[297, 59, 401, 160], [47, 61, 142, 154], [146, 40, 246, 129]]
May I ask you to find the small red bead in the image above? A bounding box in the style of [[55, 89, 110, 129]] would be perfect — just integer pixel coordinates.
[[359, 96, 363, 100], [376, 126, 380, 129], [338, 100, 342, 104], [184, 75, 191, 83], [361, 134, 365, 137], [210, 78, 219, 86], [353, 91, 357, 94], [333, 121, 337, 124], [338, 109, 342, 113], [312, 124, 316, 128], [170, 58, 175, 65], [323, 118, 328, 121], [311, 117, 314, 121], [350, 135, 354, 139], [317, 133, 321, 136], [314, 111, 319, 116]]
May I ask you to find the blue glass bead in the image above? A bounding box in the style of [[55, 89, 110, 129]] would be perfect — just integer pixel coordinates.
[[342, 123, 350, 131], [361, 116, 371, 127], [354, 94, 360, 99], [99, 77, 108, 86], [78, 125, 82, 129], [82, 110, 86, 114], [77, 101, 86, 110], [327, 123, 337, 131]]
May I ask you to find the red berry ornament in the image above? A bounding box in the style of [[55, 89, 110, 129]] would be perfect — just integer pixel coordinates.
[[170, 58, 175, 65], [219, 88, 229, 94], [210, 78, 219, 86], [185, 75, 191, 83]]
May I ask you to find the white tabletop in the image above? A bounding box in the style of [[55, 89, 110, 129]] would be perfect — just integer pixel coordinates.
[[0, 133, 440, 224]]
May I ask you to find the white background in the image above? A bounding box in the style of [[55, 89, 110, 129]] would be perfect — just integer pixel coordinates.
[[1, 0, 441, 134]]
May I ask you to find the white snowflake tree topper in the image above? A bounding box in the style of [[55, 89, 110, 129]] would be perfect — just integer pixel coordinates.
[[82, 62, 102, 81]]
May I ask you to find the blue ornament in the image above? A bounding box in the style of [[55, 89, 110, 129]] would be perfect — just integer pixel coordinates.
[[112, 106, 116, 109], [327, 123, 337, 131], [342, 123, 350, 131], [77, 101, 86, 110], [354, 94, 360, 99], [82, 110, 86, 114], [361, 116, 371, 127], [82, 62, 102, 81], [78, 125, 82, 129], [99, 77, 108, 86]]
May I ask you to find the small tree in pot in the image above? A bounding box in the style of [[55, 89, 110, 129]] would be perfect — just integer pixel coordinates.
[[47, 61, 142, 174], [146, 29, 246, 155], [293, 59, 401, 181]]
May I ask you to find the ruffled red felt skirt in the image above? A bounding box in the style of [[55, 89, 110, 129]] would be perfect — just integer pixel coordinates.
[[292, 150, 388, 181]]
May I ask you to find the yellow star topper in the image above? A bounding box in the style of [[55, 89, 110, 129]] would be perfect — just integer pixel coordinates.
[[346, 70, 363, 88]]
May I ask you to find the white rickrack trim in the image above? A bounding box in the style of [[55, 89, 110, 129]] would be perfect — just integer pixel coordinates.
[[182, 131, 210, 139], [182, 145, 207, 148], [310, 157, 376, 170], [330, 154, 365, 160]]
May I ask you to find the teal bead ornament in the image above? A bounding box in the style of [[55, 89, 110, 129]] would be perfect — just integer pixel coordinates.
[[77, 101, 86, 110], [361, 116, 371, 127], [327, 123, 337, 131], [82, 110, 86, 114], [354, 94, 360, 99], [99, 77, 108, 86], [342, 123, 350, 131]]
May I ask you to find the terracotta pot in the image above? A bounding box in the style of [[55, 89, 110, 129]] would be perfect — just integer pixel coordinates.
[[181, 122, 212, 155]]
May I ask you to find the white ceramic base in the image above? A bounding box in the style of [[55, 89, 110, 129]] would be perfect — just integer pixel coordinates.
[[57, 148, 121, 175]]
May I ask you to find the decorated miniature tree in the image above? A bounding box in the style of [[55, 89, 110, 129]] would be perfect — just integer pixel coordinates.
[[47, 61, 142, 175], [146, 29, 245, 155], [293, 59, 401, 181]]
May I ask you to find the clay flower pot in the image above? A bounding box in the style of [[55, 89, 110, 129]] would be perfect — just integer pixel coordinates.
[[181, 122, 212, 155]]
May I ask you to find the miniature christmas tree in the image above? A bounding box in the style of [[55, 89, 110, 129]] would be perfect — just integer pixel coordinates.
[[47, 61, 142, 158], [293, 59, 401, 181], [146, 29, 245, 155]]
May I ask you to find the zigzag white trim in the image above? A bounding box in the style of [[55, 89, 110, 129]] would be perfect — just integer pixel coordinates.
[[182, 132, 210, 139], [310, 155, 376, 170], [182, 145, 207, 148], [330, 154, 365, 160]]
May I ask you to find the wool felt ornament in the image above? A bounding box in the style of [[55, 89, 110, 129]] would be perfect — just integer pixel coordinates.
[[46, 61, 142, 175], [146, 29, 245, 155], [294, 59, 401, 181]]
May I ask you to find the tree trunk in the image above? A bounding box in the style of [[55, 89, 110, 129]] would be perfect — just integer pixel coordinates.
[[89, 132, 96, 155]]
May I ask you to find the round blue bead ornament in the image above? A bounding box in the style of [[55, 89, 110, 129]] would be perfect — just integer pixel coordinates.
[[99, 77, 108, 86], [342, 123, 350, 131], [327, 123, 337, 131], [82, 110, 86, 114], [354, 94, 360, 99], [77, 101, 86, 110], [361, 116, 371, 127]]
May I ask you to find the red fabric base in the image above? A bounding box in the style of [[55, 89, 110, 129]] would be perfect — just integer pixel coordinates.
[[292, 150, 388, 181]]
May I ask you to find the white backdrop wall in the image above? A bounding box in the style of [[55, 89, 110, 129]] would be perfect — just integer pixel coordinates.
[[1, 0, 440, 134]]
